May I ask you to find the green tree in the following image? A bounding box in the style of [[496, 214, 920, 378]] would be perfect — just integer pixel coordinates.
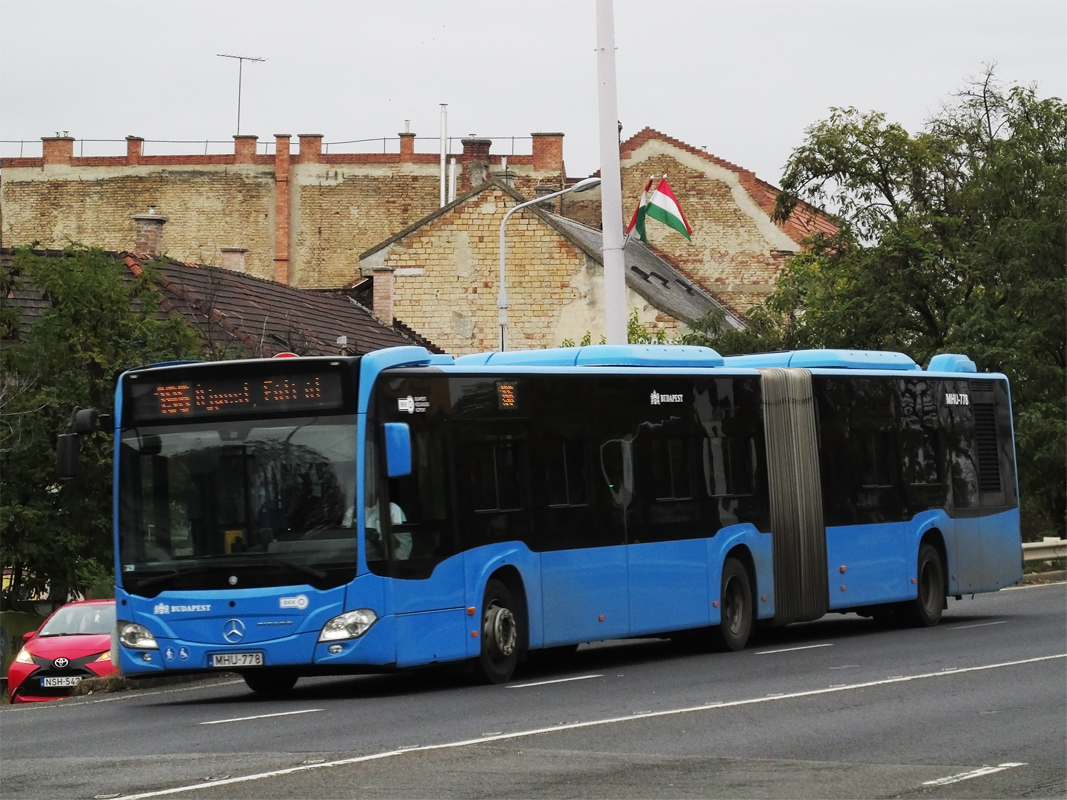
[[756, 69, 1065, 538], [1, 246, 200, 609]]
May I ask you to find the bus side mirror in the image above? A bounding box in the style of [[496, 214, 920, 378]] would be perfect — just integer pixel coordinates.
[[72, 408, 99, 434], [56, 433, 81, 480], [384, 422, 412, 478], [56, 407, 111, 479]]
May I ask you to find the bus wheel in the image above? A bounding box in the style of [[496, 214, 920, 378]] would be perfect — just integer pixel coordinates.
[[242, 670, 298, 696], [478, 579, 521, 684], [905, 544, 945, 627], [714, 558, 753, 652]]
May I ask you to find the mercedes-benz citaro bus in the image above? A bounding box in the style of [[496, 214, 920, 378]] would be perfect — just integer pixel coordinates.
[[98, 344, 1021, 694]]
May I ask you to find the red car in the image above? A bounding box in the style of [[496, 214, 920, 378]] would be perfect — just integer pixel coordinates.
[[7, 599, 118, 704]]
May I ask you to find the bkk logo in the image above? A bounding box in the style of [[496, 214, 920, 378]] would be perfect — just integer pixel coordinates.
[[279, 594, 309, 610]]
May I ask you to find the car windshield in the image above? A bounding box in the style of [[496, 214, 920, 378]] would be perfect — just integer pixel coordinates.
[[39, 604, 116, 637], [118, 415, 357, 594]]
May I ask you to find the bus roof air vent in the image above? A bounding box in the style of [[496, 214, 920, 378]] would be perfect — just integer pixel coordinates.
[[454, 345, 725, 369], [927, 353, 977, 373], [454, 349, 581, 367], [574, 345, 724, 368], [724, 349, 919, 371]]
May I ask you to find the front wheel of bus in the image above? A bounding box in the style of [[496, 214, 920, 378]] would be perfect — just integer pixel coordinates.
[[478, 579, 521, 684], [906, 544, 945, 627], [243, 670, 298, 696], [714, 558, 753, 652]]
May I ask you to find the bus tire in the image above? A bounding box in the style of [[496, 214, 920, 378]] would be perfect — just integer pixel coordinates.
[[477, 579, 521, 684], [714, 558, 753, 652], [242, 670, 298, 696], [905, 543, 945, 627]]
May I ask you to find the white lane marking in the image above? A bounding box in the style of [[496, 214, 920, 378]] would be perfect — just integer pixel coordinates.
[[1003, 581, 1065, 591], [950, 620, 1008, 630], [200, 708, 322, 725], [2, 678, 247, 712], [507, 674, 603, 689], [923, 762, 1027, 786], [113, 653, 1065, 800], [755, 643, 833, 655]]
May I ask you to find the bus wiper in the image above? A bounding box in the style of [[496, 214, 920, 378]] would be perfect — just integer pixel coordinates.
[[133, 565, 216, 592], [130, 558, 326, 592], [264, 557, 327, 581]]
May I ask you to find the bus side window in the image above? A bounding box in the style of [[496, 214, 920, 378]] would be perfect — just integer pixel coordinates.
[[704, 437, 756, 498], [545, 440, 590, 508]]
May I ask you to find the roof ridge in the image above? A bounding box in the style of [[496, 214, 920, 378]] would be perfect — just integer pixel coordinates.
[[620, 127, 753, 177]]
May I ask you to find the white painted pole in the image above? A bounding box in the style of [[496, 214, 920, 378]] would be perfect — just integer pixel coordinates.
[[439, 104, 448, 207], [596, 0, 627, 344]]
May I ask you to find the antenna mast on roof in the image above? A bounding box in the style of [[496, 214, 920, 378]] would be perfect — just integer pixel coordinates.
[[217, 53, 266, 136]]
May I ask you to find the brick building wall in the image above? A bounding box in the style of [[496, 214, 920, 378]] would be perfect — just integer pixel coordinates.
[[617, 132, 803, 314], [1, 132, 569, 290], [361, 184, 682, 354], [564, 128, 834, 315]]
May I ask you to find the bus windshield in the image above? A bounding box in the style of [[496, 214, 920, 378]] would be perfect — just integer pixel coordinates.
[[118, 415, 357, 595]]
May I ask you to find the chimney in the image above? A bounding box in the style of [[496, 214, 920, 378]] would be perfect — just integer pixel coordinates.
[[132, 208, 167, 258], [42, 134, 74, 166], [399, 131, 416, 161], [126, 136, 144, 166], [298, 134, 323, 163], [371, 265, 395, 325], [461, 137, 492, 190], [531, 132, 564, 174], [234, 135, 258, 163], [220, 247, 247, 273]]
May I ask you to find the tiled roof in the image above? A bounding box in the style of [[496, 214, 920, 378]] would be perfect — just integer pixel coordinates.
[[2, 248, 435, 356], [619, 127, 839, 243]]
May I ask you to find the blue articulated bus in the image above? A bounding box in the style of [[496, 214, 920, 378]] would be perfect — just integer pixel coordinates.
[[106, 345, 1022, 693]]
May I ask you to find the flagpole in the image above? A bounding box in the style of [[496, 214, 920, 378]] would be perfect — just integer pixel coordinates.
[[596, 0, 627, 345]]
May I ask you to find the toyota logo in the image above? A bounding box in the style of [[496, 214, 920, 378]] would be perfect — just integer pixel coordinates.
[[53, 657, 69, 669], [222, 619, 246, 643]]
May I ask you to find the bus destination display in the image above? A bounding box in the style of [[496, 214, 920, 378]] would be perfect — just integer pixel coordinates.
[[128, 370, 345, 422]]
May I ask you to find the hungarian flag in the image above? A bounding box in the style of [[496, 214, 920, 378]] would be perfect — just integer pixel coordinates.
[[624, 177, 654, 244], [644, 177, 692, 240], [625, 177, 691, 243]]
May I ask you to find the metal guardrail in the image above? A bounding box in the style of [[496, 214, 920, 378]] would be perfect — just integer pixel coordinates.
[[1023, 538, 1067, 562]]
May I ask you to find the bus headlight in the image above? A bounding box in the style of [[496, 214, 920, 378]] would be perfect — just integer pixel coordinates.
[[117, 621, 159, 650], [319, 609, 377, 642]]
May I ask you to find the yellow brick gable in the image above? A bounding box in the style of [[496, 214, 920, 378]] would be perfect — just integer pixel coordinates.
[[360, 186, 684, 354]]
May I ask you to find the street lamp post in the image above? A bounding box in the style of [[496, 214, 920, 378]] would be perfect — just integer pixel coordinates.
[[497, 176, 601, 351]]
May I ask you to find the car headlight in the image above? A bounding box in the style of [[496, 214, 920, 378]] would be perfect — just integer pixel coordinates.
[[318, 609, 377, 642], [15, 648, 33, 664], [117, 621, 159, 650], [93, 651, 112, 663]]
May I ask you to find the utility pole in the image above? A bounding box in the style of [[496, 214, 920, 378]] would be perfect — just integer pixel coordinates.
[[596, 1, 627, 344], [217, 53, 265, 136]]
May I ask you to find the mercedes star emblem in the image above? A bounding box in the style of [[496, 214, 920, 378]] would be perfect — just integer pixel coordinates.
[[222, 618, 246, 643]]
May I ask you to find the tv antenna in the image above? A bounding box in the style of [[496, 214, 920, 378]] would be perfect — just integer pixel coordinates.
[[217, 53, 265, 135]]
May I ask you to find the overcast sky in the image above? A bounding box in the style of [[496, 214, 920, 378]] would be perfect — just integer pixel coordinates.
[[2, 0, 1064, 186]]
